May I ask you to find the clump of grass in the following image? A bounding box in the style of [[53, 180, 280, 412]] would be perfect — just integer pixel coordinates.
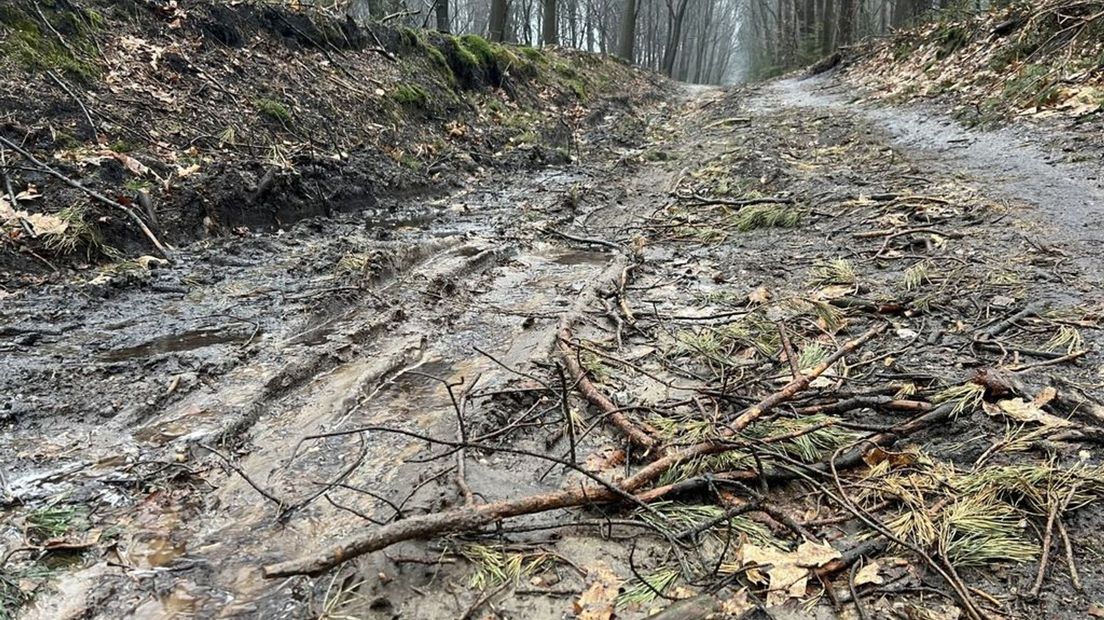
[[933, 382, 985, 416], [580, 351, 611, 382], [254, 97, 292, 124], [512, 130, 539, 145], [317, 572, 366, 619], [733, 204, 801, 231], [648, 413, 717, 443], [519, 46, 545, 63], [796, 341, 829, 370], [811, 258, 857, 285], [459, 34, 496, 65], [673, 314, 779, 367], [673, 225, 726, 243], [459, 544, 551, 589], [25, 505, 83, 540], [752, 415, 854, 463], [389, 84, 428, 107], [0, 563, 53, 620], [0, 8, 100, 83], [425, 44, 450, 73], [616, 567, 679, 607], [866, 454, 1104, 570], [902, 261, 933, 291], [124, 178, 151, 192], [636, 502, 775, 545], [335, 251, 376, 276], [567, 78, 588, 99], [1045, 325, 1084, 354], [42, 205, 103, 257], [447, 34, 482, 70], [398, 26, 421, 47], [938, 497, 1037, 567]]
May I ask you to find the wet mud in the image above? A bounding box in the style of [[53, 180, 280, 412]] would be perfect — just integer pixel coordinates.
[[3, 75, 1104, 620]]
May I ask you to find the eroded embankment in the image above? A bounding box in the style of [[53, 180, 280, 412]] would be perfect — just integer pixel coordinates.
[[0, 0, 663, 277]]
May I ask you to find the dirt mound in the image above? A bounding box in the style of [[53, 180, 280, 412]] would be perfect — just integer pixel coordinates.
[[840, 1, 1104, 127], [0, 0, 663, 280]]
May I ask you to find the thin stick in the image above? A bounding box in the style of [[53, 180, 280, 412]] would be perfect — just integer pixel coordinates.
[[559, 327, 659, 451], [0, 134, 172, 260], [454, 375, 480, 506], [556, 362, 577, 468], [46, 70, 98, 142], [262, 325, 882, 578], [1057, 517, 1082, 591], [1030, 490, 1060, 598], [777, 320, 802, 380], [200, 442, 283, 507], [0, 147, 16, 206]]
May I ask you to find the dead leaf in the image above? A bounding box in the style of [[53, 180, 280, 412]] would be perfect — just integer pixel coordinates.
[[108, 151, 151, 176], [748, 286, 771, 304], [854, 560, 884, 586], [815, 284, 852, 300], [583, 447, 626, 474], [734, 540, 841, 607], [176, 163, 201, 178], [1032, 386, 1057, 408], [863, 447, 918, 469], [15, 186, 41, 201], [982, 397, 1071, 428], [136, 256, 170, 270], [719, 589, 754, 616], [1, 196, 69, 238], [905, 602, 961, 620], [573, 563, 620, 620]]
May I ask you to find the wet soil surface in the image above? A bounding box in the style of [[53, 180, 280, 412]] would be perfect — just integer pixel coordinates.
[[4, 76, 1104, 620], [765, 75, 1104, 278]]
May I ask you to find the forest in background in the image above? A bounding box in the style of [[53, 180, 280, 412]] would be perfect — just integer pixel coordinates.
[[330, 0, 1004, 84]]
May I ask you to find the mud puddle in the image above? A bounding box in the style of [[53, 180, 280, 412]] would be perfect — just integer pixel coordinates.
[[0, 123, 671, 616]]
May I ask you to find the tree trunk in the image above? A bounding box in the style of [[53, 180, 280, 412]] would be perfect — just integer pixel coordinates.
[[617, 0, 637, 61], [837, 0, 854, 46], [489, 0, 509, 41], [435, 0, 450, 32], [819, 0, 834, 54], [661, 0, 689, 76], [542, 0, 557, 44]]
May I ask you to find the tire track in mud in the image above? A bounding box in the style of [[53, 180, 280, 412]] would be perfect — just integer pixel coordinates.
[[4, 90, 716, 618]]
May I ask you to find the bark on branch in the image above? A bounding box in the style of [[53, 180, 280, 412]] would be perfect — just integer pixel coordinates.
[[261, 324, 884, 578]]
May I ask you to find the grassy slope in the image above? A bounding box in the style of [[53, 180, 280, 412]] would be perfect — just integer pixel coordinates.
[[0, 0, 662, 272]]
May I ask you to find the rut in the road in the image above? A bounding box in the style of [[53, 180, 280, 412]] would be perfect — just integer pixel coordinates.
[[6, 81, 1104, 620]]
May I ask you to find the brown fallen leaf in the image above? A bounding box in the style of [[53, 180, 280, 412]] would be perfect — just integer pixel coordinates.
[[853, 560, 884, 586], [748, 286, 771, 305], [982, 397, 1071, 428], [730, 540, 841, 607], [864, 446, 919, 469], [573, 563, 620, 620], [583, 447, 626, 474]]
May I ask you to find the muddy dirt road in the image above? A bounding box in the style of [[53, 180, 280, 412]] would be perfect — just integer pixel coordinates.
[[4, 76, 1104, 619]]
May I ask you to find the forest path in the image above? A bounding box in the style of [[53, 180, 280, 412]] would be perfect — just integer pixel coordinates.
[[4, 85, 720, 619], [753, 74, 1104, 281], [6, 80, 1104, 620]]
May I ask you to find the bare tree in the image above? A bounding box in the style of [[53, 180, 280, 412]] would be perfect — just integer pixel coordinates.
[[489, 0, 509, 40], [617, 0, 637, 61]]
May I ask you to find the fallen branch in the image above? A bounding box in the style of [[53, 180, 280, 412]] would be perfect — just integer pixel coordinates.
[[0, 134, 173, 260], [262, 324, 884, 578], [558, 328, 659, 452]]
